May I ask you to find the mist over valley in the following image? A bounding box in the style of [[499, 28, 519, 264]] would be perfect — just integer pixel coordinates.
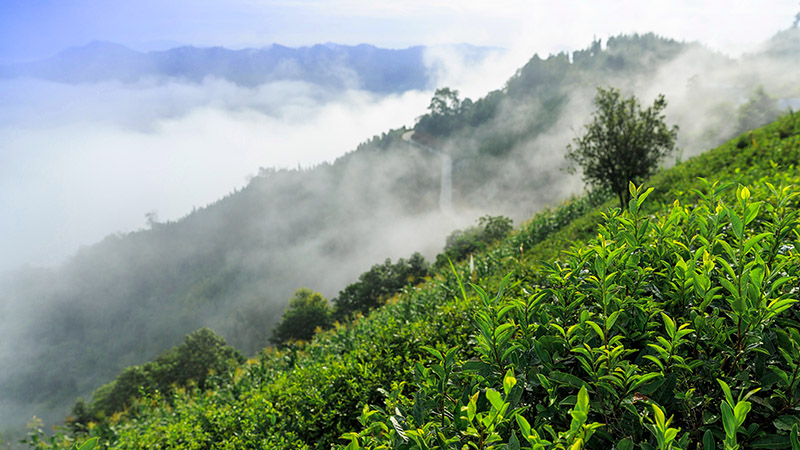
[[1, 5, 800, 447], [0, 42, 507, 273]]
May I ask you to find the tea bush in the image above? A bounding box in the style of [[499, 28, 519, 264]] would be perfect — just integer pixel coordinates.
[[340, 181, 800, 449]]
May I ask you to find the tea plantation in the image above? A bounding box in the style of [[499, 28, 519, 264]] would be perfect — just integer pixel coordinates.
[[27, 111, 800, 449]]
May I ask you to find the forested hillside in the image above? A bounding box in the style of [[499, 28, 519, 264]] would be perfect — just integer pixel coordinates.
[[2, 30, 799, 438], [26, 108, 800, 450]]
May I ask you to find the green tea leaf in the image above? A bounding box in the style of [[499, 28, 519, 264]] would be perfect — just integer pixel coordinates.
[[586, 320, 605, 341], [421, 346, 443, 362], [76, 439, 99, 450], [717, 379, 735, 407], [516, 414, 532, 437], [486, 389, 503, 410], [661, 312, 676, 339], [703, 429, 715, 450], [728, 209, 744, 240], [721, 402, 737, 437], [734, 401, 752, 427], [617, 438, 634, 450], [744, 232, 771, 254], [503, 369, 517, 396], [638, 187, 655, 207]]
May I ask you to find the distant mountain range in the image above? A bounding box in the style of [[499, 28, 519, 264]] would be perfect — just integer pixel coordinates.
[[0, 41, 494, 92]]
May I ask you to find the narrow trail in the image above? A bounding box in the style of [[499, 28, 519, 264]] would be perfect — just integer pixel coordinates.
[[402, 130, 454, 216]]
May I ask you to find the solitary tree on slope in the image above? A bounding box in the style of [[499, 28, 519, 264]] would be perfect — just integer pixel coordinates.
[[565, 87, 678, 208]]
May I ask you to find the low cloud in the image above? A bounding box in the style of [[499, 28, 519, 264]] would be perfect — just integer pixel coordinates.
[[0, 77, 434, 272]]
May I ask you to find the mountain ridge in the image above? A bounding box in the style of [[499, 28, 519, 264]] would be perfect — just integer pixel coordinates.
[[0, 41, 495, 92]]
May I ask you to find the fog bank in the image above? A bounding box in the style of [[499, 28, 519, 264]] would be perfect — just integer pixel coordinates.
[[0, 43, 517, 273]]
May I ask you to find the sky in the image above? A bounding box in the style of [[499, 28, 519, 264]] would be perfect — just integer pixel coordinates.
[[0, 0, 798, 272], [1, 0, 798, 63]]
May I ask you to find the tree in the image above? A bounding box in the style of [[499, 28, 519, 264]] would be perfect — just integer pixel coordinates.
[[435, 215, 514, 267], [565, 87, 678, 208], [478, 215, 514, 242], [168, 327, 244, 389], [736, 85, 778, 134], [427, 87, 461, 115], [332, 253, 430, 320], [70, 327, 244, 427], [144, 210, 159, 229], [416, 87, 470, 137], [270, 288, 332, 345]]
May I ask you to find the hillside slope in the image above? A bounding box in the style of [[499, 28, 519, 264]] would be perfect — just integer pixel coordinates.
[[29, 111, 800, 449], [3, 31, 799, 437]]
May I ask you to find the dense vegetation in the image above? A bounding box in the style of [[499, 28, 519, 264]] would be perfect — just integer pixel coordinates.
[[332, 253, 431, 322], [435, 216, 514, 268], [0, 128, 443, 432], [66, 329, 243, 435], [348, 180, 800, 449], [21, 109, 800, 448], [346, 113, 800, 449]]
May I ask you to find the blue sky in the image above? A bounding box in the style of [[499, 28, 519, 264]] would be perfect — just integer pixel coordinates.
[[1, 1, 798, 63]]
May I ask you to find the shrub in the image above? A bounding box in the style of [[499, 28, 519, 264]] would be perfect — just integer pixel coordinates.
[[333, 253, 430, 320], [270, 288, 332, 345], [436, 215, 513, 267]]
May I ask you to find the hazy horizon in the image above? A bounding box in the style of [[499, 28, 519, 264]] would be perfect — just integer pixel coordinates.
[[1, 1, 797, 63]]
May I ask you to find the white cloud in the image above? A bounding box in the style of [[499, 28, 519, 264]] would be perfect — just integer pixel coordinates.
[[0, 78, 431, 271]]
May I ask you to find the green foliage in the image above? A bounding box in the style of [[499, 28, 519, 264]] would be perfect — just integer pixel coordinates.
[[271, 288, 333, 345], [29, 113, 800, 450], [342, 177, 800, 449], [0, 125, 442, 429], [10, 34, 789, 436], [416, 88, 471, 137], [565, 87, 679, 208], [73, 437, 98, 450], [436, 216, 514, 267], [427, 87, 462, 116], [480, 215, 515, 243], [67, 328, 243, 431], [333, 253, 430, 320], [167, 327, 245, 390]]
